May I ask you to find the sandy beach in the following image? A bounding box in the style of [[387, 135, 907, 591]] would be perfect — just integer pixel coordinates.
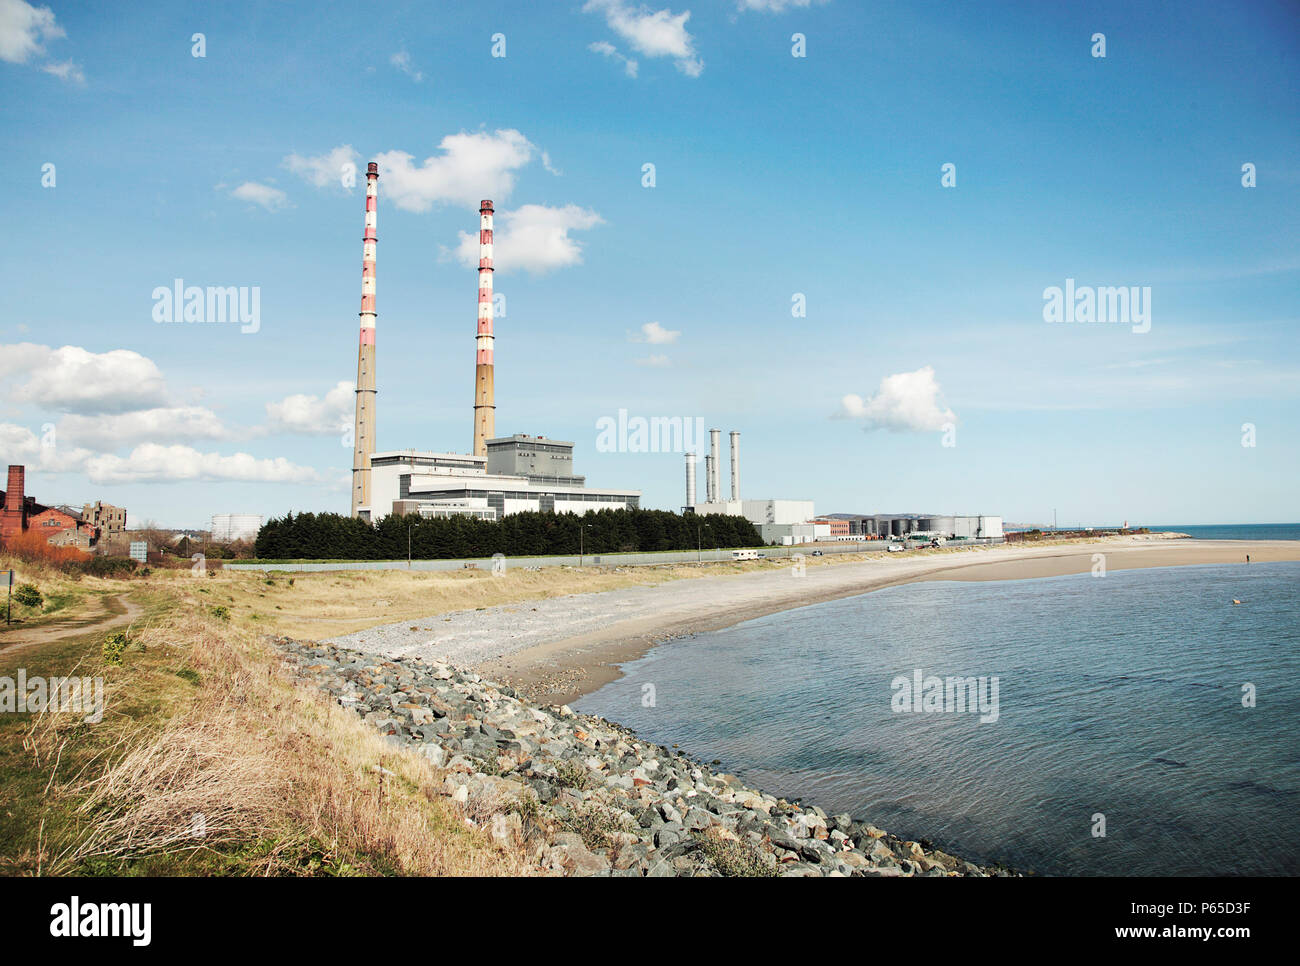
[[325, 536, 1300, 706]]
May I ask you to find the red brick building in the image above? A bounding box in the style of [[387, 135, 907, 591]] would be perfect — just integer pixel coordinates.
[[1, 465, 100, 547]]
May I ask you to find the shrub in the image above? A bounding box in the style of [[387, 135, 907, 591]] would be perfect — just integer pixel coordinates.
[[103, 631, 131, 666], [697, 834, 779, 877], [73, 557, 139, 578], [553, 758, 592, 790], [1, 529, 91, 569], [12, 583, 43, 608], [210, 605, 231, 621]]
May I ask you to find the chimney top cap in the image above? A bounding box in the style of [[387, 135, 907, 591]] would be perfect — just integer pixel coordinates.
[[367, 161, 378, 174], [480, 199, 493, 211]]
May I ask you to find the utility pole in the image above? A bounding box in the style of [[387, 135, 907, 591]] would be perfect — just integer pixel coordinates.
[[5, 570, 12, 625], [407, 523, 413, 568]]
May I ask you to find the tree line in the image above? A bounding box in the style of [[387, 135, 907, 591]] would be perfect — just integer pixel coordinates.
[[253, 508, 764, 561]]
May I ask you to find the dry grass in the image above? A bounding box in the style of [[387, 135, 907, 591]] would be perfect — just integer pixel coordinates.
[[18, 601, 536, 876]]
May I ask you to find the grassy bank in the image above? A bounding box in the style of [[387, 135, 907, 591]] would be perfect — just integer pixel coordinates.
[[0, 559, 533, 876]]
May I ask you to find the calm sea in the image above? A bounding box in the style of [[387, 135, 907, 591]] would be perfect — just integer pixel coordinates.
[[575, 562, 1300, 876], [1148, 524, 1300, 541]]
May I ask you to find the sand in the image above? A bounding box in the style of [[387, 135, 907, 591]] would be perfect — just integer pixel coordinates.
[[325, 537, 1299, 706]]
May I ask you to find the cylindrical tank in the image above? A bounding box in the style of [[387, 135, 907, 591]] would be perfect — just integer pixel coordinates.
[[891, 518, 906, 536]]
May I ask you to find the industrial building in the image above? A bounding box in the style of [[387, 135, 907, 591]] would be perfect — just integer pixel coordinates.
[[682, 431, 821, 545], [346, 169, 639, 523], [832, 514, 1004, 541], [82, 501, 127, 534], [1, 464, 118, 549], [372, 438, 639, 523]]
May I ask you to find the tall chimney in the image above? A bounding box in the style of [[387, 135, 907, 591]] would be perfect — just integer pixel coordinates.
[[709, 429, 721, 506], [685, 452, 696, 507], [704, 454, 714, 503], [350, 161, 379, 518], [472, 200, 496, 458], [1, 465, 26, 540], [729, 430, 740, 502]]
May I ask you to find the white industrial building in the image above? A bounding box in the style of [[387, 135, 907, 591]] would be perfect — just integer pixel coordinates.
[[368, 435, 640, 522], [683, 431, 821, 544], [210, 513, 263, 542]]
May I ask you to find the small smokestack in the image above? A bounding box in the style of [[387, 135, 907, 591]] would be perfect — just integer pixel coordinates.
[[704, 454, 714, 503], [350, 161, 379, 518], [472, 200, 496, 458], [729, 430, 740, 502], [709, 429, 721, 505], [685, 452, 696, 507]]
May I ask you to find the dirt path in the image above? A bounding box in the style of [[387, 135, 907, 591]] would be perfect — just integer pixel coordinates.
[[0, 593, 143, 657]]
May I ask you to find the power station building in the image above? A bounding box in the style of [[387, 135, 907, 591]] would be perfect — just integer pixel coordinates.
[[371, 436, 640, 523], [346, 170, 640, 522], [682, 430, 821, 544]]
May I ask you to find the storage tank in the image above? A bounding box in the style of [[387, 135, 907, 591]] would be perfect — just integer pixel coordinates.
[[891, 518, 906, 537]]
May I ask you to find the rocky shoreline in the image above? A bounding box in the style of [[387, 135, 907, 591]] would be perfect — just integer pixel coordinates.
[[277, 637, 1017, 877]]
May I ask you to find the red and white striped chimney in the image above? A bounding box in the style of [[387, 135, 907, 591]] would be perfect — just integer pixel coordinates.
[[350, 161, 378, 518], [472, 200, 495, 458]]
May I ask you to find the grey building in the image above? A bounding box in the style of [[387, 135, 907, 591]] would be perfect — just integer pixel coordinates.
[[485, 435, 586, 486]]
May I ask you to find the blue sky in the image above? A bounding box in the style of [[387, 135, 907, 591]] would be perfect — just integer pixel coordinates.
[[1, 0, 1297, 529]]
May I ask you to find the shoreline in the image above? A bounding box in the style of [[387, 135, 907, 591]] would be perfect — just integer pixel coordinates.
[[482, 538, 1300, 705], [326, 537, 1300, 707]]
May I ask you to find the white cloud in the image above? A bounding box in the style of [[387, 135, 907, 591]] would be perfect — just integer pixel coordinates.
[[230, 181, 290, 210], [56, 406, 230, 449], [40, 57, 81, 82], [283, 144, 361, 190], [264, 381, 354, 436], [2, 344, 169, 414], [736, 0, 827, 12], [837, 366, 955, 432], [635, 354, 671, 367], [0, 421, 39, 458], [389, 50, 423, 82], [632, 321, 680, 344], [374, 129, 538, 213], [0, 423, 93, 473], [584, 0, 703, 77], [448, 204, 603, 275], [82, 445, 321, 485], [0, 0, 62, 63], [588, 39, 639, 77]]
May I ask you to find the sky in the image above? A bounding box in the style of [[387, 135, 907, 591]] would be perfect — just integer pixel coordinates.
[[1, 0, 1297, 529]]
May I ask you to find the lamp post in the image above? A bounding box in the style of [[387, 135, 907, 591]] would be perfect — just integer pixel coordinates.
[[407, 522, 413, 568]]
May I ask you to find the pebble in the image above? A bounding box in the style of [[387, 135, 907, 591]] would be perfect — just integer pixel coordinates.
[[276, 636, 1016, 878]]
